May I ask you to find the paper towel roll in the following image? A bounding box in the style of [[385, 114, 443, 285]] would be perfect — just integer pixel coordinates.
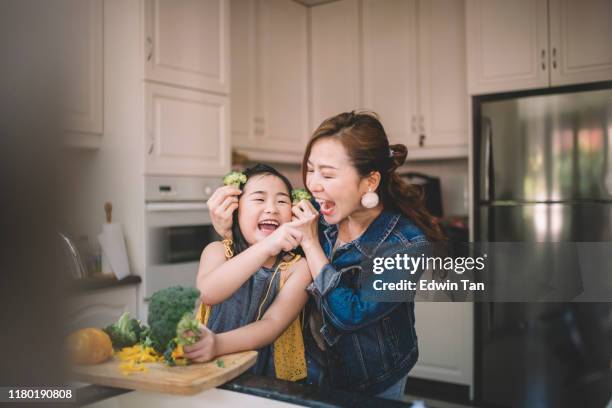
[[98, 222, 131, 280]]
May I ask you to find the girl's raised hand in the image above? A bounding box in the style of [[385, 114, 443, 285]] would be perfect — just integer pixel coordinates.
[[291, 200, 319, 248], [207, 186, 241, 239], [262, 217, 312, 257], [183, 325, 217, 363]]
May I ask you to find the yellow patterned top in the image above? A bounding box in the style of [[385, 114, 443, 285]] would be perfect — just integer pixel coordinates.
[[197, 240, 306, 382]]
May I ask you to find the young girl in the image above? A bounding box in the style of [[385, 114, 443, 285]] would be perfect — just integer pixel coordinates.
[[184, 164, 314, 382]]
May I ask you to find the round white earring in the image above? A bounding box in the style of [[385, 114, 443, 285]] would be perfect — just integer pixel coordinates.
[[361, 188, 379, 209]]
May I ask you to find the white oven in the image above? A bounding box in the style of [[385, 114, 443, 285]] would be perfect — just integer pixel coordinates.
[[144, 176, 222, 299]]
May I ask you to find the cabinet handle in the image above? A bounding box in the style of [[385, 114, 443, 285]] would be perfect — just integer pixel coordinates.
[[419, 115, 425, 133], [146, 37, 153, 62], [411, 115, 417, 133], [541, 49, 546, 70], [419, 134, 426, 147], [148, 132, 155, 155], [552, 47, 557, 69]]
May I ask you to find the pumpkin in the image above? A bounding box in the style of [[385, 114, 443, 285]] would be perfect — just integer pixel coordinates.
[[66, 328, 113, 365]]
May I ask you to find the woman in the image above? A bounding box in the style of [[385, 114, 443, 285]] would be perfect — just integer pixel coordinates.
[[206, 111, 444, 400]]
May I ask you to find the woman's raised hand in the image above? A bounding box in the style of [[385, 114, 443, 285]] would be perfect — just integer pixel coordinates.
[[292, 200, 319, 248], [183, 325, 217, 363], [206, 186, 241, 239]]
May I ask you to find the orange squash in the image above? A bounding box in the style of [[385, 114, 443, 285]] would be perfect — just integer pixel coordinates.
[[66, 328, 113, 365]]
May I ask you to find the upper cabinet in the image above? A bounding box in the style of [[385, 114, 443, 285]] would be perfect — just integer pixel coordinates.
[[467, 0, 612, 94], [145, 82, 230, 177], [231, 0, 309, 163], [548, 0, 612, 86], [311, 0, 468, 159], [310, 0, 361, 132], [62, 0, 104, 148], [144, 0, 230, 94]]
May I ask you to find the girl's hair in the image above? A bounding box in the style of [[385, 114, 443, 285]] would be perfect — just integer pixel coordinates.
[[301, 111, 445, 242], [230, 163, 294, 255]]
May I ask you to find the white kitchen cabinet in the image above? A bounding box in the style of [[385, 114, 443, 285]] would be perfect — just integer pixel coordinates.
[[62, 0, 104, 148], [548, 0, 612, 86], [362, 0, 419, 147], [467, 0, 612, 94], [360, 0, 468, 156], [67, 285, 138, 331], [145, 82, 230, 177], [418, 0, 469, 151], [411, 302, 473, 386], [144, 0, 230, 94], [466, 0, 549, 95], [310, 0, 361, 132], [231, 0, 310, 163]]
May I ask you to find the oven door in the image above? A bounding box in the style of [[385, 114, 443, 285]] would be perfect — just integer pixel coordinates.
[[145, 202, 220, 299]]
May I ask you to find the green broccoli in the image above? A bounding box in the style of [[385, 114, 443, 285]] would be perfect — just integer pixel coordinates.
[[147, 286, 200, 353], [103, 312, 147, 350], [176, 312, 201, 346], [223, 171, 247, 188], [291, 188, 312, 204]]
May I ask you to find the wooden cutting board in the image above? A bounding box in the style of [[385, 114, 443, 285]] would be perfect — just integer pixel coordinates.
[[71, 351, 257, 395]]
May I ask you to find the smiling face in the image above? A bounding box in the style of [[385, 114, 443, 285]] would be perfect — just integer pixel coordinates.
[[306, 138, 371, 225], [237, 173, 293, 245]]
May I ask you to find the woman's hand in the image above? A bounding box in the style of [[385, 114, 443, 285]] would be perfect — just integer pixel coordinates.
[[206, 186, 241, 240], [183, 325, 217, 363], [292, 200, 319, 249]]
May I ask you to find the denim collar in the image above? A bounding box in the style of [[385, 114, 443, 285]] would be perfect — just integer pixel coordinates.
[[321, 210, 401, 259]]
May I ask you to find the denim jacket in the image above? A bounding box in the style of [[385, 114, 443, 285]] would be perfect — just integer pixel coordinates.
[[306, 209, 431, 395]]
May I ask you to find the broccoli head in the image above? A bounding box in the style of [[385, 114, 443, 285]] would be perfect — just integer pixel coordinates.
[[176, 312, 201, 346], [147, 286, 200, 353], [103, 312, 146, 350], [223, 171, 247, 188], [291, 188, 312, 204]]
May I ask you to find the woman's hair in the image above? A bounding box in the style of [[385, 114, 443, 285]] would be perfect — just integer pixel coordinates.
[[230, 163, 295, 255], [301, 111, 445, 242]]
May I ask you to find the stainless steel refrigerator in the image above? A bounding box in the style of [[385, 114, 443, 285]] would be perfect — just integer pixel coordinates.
[[474, 85, 612, 408]]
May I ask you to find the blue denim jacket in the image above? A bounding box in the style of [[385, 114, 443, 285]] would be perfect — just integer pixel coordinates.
[[306, 209, 431, 395]]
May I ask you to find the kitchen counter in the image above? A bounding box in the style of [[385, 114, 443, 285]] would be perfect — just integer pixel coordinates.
[[76, 373, 412, 407]]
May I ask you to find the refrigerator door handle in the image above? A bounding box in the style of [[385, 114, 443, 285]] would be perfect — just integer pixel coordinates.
[[481, 117, 494, 201]]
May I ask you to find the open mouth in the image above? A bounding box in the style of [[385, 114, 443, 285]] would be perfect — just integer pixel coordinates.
[[316, 198, 336, 216], [258, 219, 279, 234]]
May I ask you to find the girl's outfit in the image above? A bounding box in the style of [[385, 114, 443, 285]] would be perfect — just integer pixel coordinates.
[[197, 247, 306, 382], [304, 208, 432, 396]]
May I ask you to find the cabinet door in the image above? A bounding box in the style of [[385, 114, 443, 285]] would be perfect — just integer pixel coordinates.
[[62, 0, 103, 147], [418, 0, 468, 150], [466, 0, 549, 94], [362, 0, 419, 148], [411, 302, 473, 386], [145, 83, 230, 177], [549, 0, 612, 86], [67, 286, 138, 331], [144, 0, 229, 94], [310, 0, 361, 131]]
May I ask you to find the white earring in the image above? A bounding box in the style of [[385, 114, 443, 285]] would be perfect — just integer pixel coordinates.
[[361, 188, 379, 209]]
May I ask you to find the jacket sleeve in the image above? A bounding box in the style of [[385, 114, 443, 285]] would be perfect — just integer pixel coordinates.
[[309, 238, 431, 332]]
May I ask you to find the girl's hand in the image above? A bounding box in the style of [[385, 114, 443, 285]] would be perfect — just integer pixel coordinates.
[[292, 200, 319, 249], [261, 218, 310, 257], [183, 325, 217, 363], [207, 186, 241, 239]]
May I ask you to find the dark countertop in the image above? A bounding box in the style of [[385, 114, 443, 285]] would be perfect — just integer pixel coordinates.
[[75, 373, 412, 407], [69, 275, 142, 293]]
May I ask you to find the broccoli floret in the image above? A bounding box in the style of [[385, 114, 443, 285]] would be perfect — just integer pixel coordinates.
[[147, 286, 200, 354], [176, 312, 201, 346], [291, 188, 312, 204], [223, 171, 247, 188], [103, 312, 146, 350]]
